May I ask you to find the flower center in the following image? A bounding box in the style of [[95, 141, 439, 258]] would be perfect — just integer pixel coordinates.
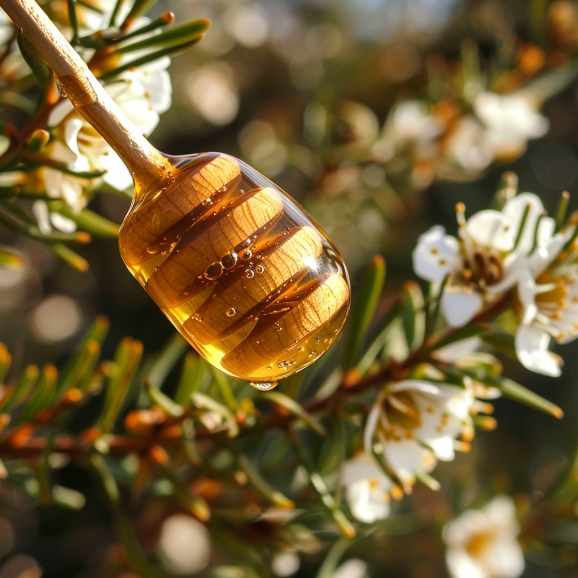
[[381, 392, 422, 438], [465, 531, 494, 559], [462, 248, 504, 287]]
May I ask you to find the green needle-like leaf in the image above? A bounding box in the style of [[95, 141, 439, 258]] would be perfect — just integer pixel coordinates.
[[234, 453, 295, 509], [265, 391, 327, 436], [17, 32, 51, 83], [402, 281, 425, 352], [99, 337, 143, 433], [48, 202, 119, 238], [67, 0, 79, 44], [15, 364, 58, 424], [492, 376, 563, 419], [482, 331, 517, 360], [555, 191, 570, 232], [210, 367, 238, 412], [89, 454, 160, 578], [121, 0, 159, 29], [342, 255, 386, 372], [48, 244, 89, 272], [116, 18, 210, 53], [357, 298, 403, 375], [0, 364, 38, 413], [146, 333, 188, 391], [290, 434, 356, 538], [98, 39, 201, 81], [57, 316, 109, 395], [175, 352, 208, 405], [0, 248, 23, 268], [428, 324, 490, 352], [144, 379, 183, 417], [192, 392, 238, 438], [316, 538, 354, 578], [0, 343, 11, 384]]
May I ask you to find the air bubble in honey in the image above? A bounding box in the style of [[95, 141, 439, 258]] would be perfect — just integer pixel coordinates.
[[119, 152, 350, 389]]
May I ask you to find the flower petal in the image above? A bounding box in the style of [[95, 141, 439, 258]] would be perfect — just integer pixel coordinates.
[[413, 225, 460, 283], [441, 287, 483, 328], [515, 325, 561, 376]]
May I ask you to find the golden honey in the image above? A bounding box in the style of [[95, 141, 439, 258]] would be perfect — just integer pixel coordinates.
[[119, 153, 350, 390]]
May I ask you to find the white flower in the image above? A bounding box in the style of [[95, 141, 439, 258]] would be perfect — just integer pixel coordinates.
[[48, 59, 171, 192], [341, 452, 396, 523], [272, 552, 300, 577], [388, 100, 442, 143], [331, 559, 368, 578], [40, 140, 92, 211], [32, 200, 77, 235], [514, 223, 578, 376], [47, 19, 172, 196], [474, 91, 549, 159], [444, 116, 493, 173], [413, 193, 555, 327], [364, 380, 478, 491], [443, 495, 524, 578]]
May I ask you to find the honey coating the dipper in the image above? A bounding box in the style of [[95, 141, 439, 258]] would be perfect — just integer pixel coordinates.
[[119, 153, 350, 389]]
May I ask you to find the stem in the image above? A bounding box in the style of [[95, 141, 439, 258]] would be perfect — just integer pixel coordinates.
[[0, 0, 174, 196], [0, 293, 515, 460]]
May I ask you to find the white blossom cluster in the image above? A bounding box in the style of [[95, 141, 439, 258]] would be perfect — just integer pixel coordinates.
[[374, 92, 549, 188], [0, 5, 172, 234], [413, 192, 578, 376]]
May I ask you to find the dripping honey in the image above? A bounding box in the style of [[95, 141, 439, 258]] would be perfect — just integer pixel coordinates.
[[119, 153, 350, 387]]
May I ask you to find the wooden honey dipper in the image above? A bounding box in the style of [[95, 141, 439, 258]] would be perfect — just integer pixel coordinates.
[[1, 0, 351, 390]]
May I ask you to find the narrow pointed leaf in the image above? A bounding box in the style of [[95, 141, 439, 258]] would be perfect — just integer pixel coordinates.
[[175, 352, 208, 405], [48, 244, 89, 272], [316, 538, 354, 578], [0, 364, 38, 413], [342, 255, 386, 371], [17, 33, 51, 83], [116, 18, 210, 53], [482, 331, 517, 359], [15, 364, 58, 424], [402, 281, 425, 351], [0, 343, 12, 383], [555, 191, 570, 232], [493, 377, 563, 418], [265, 391, 327, 436], [98, 39, 201, 81], [67, 0, 79, 43], [143, 378, 183, 417], [234, 454, 295, 509], [89, 454, 159, 578], [99, 338, 143, 432], [146, 333, 188, 391], [290, 435, 356, 538], [48, 202, 119, 238], [121, 0, 159, 29], [210, 367, 238, 411], [192, 392, 238, 437], [57, 316, 109, 394], [357, 299, 403, 374], [428, 324, 490, 352]]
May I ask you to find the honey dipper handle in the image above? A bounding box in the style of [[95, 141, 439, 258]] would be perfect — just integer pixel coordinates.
[[0, 0, 175, 194]]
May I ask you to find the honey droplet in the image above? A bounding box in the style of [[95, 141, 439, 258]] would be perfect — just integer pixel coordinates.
[[250, 381, 278, 391]]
